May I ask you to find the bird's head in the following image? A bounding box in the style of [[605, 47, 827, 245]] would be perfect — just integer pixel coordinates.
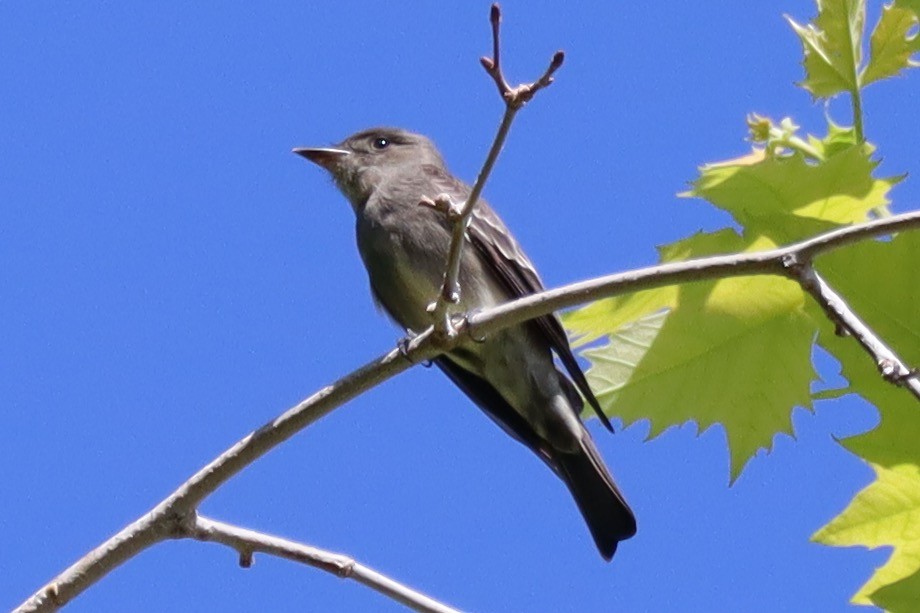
[[294, 127, 445, 208]]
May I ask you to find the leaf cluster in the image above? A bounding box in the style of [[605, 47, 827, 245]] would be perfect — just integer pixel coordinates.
[[564, 1, 920, 608]]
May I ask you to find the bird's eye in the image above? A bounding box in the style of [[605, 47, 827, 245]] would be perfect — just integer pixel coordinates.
[[372, 137, 390, 150]]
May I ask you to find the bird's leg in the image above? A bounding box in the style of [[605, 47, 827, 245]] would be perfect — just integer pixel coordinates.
[[426, 299, 460, 342]]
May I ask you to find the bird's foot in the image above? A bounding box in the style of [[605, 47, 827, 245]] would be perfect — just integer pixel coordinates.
[[397, 331, 432, 367], [426, 300, 461, 344]]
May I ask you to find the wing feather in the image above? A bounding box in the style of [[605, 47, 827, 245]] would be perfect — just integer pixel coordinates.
[[466, 202, 612, 431]]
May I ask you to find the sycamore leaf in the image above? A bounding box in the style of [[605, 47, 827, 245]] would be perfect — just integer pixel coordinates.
[[817, 323, 920, 469], [808, 120, 860, 157], [577, 310, 667, 414], [578, 230, 816, 481], [687, 144, 893, 242], [565, 287, 676, 348], [787, 0, 866, 97], [862, 4, 920, 86], [570, 102, 913, 518], [872, 570, 920, 613], [811, 386, 849, 400], [813, 463, 920, 609], [897, 0, 920, 22], [569, 124, 896, 482]]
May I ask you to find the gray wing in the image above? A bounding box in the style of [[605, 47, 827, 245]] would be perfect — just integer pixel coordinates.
[[465, 197, 613, 432]]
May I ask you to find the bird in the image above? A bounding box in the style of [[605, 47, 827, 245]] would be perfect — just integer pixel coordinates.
[[294, 127, 636, 559]]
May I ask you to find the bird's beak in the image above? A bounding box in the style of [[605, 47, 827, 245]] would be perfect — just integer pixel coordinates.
[[292, 147, 350, 171]]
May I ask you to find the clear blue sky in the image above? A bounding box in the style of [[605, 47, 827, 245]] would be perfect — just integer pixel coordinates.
[[2, 2, 915, 611]]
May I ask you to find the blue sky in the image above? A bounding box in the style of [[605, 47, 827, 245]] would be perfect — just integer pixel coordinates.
[[2, 2, 916, 611]]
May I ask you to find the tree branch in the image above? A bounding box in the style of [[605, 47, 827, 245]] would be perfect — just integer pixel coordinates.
[[469, 211, 920, 339], [188, 515, 462, 613], [428, 3, 564, 336], [13, 328, 441, 613], [16, 208, 920, 613], [789, 261, 920, 400]]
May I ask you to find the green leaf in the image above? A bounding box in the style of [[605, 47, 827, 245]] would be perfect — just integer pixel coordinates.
[[565, 286, 676, 348], [687, 144, 893, 241], [809, 120, 860, 157], [569, 124, 898, 481], [862, 4, 920, 86], [813, 462, 920, 608], [579, 230, 817, 481], [897, 0, 920, 20], [873, 570, 920, 613], [787, 0, 866, 97], [819, 318, 920, 469], [811, 386, 849, 400], [577, 310, 667, 415]]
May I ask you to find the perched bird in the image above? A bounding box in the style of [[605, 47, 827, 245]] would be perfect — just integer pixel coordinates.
[[294, 127, 636, 559]]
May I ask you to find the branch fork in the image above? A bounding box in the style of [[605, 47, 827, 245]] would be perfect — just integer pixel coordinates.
[[427, 3, 565, 339], [479, 4, 564, 109], [782, 248, 920, 398]]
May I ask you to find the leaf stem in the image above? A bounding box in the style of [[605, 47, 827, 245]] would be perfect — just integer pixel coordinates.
[[851, 86, 865, 143]]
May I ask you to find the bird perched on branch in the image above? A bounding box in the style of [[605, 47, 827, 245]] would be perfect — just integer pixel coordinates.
[[294, 127, 636, 559]]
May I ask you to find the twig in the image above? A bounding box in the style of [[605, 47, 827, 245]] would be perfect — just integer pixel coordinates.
[[787, 259, 920, 399], [429, 3, 564, 336], [478, 4, 564, 109], [16, 209, 920, 613], [471, 210, 920, 339], [188, 515, 463, 613], [14, 328, 440, 613]]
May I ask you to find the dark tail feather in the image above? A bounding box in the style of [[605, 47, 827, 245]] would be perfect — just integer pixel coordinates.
[[555, 434, 637, 561]]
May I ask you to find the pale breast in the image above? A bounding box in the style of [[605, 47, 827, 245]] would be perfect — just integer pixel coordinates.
[[356, 198, 510, 332]]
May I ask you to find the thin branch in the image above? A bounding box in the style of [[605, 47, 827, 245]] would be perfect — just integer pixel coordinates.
[[429, 3, 564, 335], [189, 515, 463, 613], [470, 210, 920, 338], [479, 4, 564, 109], [483, 4, 506, 92], [790, 262, 920, 400], [16, 209, 920, 613], [14, 328, 441, 613]]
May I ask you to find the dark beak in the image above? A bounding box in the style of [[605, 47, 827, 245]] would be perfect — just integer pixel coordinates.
[[292, 147, 350, 170]]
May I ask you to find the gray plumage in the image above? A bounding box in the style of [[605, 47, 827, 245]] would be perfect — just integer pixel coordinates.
[[294, 127, 636, 559]]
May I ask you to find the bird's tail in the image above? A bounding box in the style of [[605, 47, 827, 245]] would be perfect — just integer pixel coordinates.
[[555, 433, 637, 560]]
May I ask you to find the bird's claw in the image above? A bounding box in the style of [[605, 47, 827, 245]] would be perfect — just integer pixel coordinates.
[[434, 313, 459, 343], [397, 335, 414, 359], [398, 332, 432, 367]]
